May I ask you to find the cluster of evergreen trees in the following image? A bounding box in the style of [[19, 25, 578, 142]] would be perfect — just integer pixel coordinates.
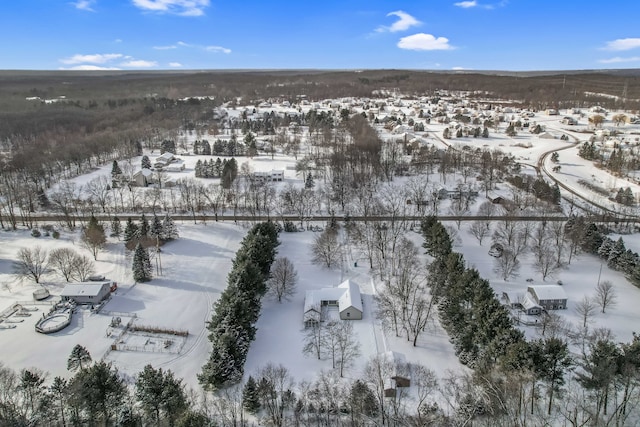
[[199, 222, 279, 390], [421, 216, 523, 369], [507, 175, 561, 205], [192, 139, 212, 155], [122, 213, 178, 249], [614, 186, 635, 206], [160, 139, 176, 154], [566, 216, 640, 285], [194, 157, 238, 180], [0, 344, 199, 426]]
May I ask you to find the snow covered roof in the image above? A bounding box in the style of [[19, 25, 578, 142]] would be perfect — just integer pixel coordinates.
[[156, 152, 175, 162], [521, 293, 542, 310], [337, 280, 362, 313], [527, 285, 567, 301], [303, 280, 362, 315], [60, 282, 110, 297]]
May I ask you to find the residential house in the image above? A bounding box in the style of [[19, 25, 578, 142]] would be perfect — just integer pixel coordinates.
[[253, 170, 284, 183], [527, 285, 567, 310], [303, 280, 363, 327], [132, 168, 153, 187], [60, 281, 113, 305]]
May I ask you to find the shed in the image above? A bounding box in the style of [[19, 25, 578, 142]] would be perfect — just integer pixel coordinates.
[[61, 282, 112, 305]]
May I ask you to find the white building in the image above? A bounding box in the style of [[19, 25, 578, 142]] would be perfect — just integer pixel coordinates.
[[303, 280, 363, 327]]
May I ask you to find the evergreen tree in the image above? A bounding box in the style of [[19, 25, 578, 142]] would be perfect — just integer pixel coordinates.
[[123, 217, 139, 245], [624, 187, 635, 206], [68, 361, 126, 425], [132, 243, 152, 282], [607, 237, 626, 269], [245, 132, 258, 158], [194, 159, 203, 178], [221, 158, 238, 189], [531, 337, 573, 415], [141, 155, 152, 170], [139, 213, 150, 238], [202, 140, 211, 155], [242, 376, 260, 413], [67, 345, 92, 372], [304, 172, 314, 189], [162, 213, 179, 240], [110, 216, 121, 239], [111, 160, 122, 178], [150, 214, 163, 241], [161, 140, 176, 154], [136, 365, 187, 425], [576, 339, 620, 418], [482, 127, 489, 138]]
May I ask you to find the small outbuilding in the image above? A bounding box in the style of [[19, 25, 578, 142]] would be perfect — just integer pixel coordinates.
[[60, 281, 112, 305]]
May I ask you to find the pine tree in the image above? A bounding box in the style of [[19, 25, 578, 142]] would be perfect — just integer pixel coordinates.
[[150, 214, 163, 240], [162, 214, 179, 240], [242, 376, 260, 413], [110, 216, 122, 239], [123, 217, 138, 245], [111, 160, 123, 177], [195, 159, 203, 178], [139, 213, 150, 238], [67, 344, 92, 372], [141, 155, 152, 170], [132, 243, 152, 282], [305, 172, 315, 189]]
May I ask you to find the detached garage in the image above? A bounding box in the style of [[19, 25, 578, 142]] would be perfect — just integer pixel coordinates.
[[60, 282, 112, 305]]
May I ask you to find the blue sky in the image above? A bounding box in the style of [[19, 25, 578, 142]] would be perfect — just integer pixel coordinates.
[[3, 0, 640, 71]]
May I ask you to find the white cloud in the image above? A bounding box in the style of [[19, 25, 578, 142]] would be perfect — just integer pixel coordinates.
[[131, 0, 210, 16], [60, 65, 121, 71], [169, 62, 183, 67], [121, 60, 158, 67], [452, 66, 467, 70], [454, 1, 477, 8], [598, 56, 640, 64], [205, 45, 231, 54], [60, 53, 123, 65], [602, 38, 640, 51], [397, 33, 454, 51], [153, 44, 178, 50], [72, 0, 96, 11], [376, 10, 420, 33]]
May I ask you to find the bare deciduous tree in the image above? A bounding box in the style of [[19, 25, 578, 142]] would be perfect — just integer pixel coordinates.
[[494, 249, 520, 281], [49, 248, 79, 282], [267, 257, 298, 303], [70, 254, 96, 282], [575, 296, 597, 328], [13, 246, 48, 284], [311, 228, 342, 269], [595, 281, 617, 313], [469, 220, 490, 245], [256, 363, 295, 427], [302, 323, 324, 360]]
